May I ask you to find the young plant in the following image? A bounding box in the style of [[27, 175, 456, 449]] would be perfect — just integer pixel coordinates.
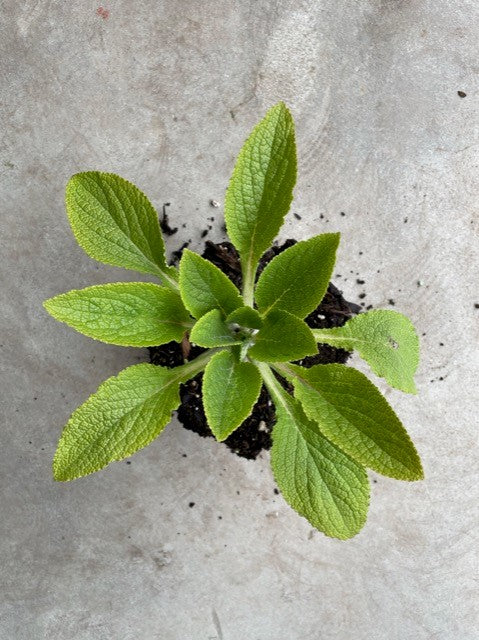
[[44, 103, 423, 539]]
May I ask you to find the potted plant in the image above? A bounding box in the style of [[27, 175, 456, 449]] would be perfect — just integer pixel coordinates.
[[44, 102, 422, 540]]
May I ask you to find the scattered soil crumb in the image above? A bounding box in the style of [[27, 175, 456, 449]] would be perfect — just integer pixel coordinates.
[[171, 241, 190, 265], [160, 203, 178, 236]]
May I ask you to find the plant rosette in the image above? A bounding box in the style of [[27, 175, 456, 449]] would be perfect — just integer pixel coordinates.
[[149, 240, 360, 460], [44, 103, 423, 540]]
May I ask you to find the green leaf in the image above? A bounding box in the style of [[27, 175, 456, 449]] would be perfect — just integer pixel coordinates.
[[289, 363, 423, 481], [224, 102, 297, 304], [255, 234, 340, 318], [226, 306, 263, 329], [53, 353, 212, 481], [258, 363, 369, 539], [248, 310, 317, 362], [66, 172, 177, 285], [190, 309, 242, 348], [179, 249, 243, 319], [203, 351, 262, 441], [313, 310, 419, 393], [44, 283, 190, 347]]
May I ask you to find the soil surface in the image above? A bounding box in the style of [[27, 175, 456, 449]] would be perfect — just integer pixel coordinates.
[[149, 240, 362, 459]]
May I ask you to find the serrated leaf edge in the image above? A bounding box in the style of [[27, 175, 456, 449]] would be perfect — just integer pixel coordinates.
[[43, 282, 191, 347]]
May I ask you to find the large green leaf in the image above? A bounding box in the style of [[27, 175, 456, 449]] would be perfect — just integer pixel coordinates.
[[44, 283, 190, 347], [179, 249, 243, 319], [313, 310, 419, 393], [248, 310, 317, 362], [224, 102, 297, 304], [257, 363, 370, 539], [203, 351, 262, 441], [255, 234, 340, 318], [66, 172, 177, 286], [287, 363, 423, 481], [190, 309, 242, 348], [53, 353, 212, 481]]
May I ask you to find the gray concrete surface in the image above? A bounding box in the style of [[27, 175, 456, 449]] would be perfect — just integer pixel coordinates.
[[1, 1, 478, 638]]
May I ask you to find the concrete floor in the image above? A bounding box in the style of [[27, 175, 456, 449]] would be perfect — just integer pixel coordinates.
[[1, 1, 478, 638]]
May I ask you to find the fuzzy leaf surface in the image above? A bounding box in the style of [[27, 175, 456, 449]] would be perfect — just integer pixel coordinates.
[[53, 361, 206, 481], [255, 234, 340, 318], [44, 283, 190, 347], [66, 172, 177, 283], [248, 310, 317, 362], [179, 249, 242, 319], [313, 310, 419, 393], [291, 363, 423, 480], [227, 306, 263, 329], [190, 309, 242, 348], [224, 102, 297, 283], [263, 370, 369, 539], [203, 351, 262, 441]]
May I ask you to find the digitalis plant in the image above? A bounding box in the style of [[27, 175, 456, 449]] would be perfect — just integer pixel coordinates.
[[44, 103, 423, 539]]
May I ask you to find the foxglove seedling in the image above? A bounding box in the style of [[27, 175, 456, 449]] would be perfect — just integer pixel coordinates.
[[44, 103, 423, 539]]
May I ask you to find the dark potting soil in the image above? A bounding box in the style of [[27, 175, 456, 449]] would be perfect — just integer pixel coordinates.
[[149, 240, 362, 460]]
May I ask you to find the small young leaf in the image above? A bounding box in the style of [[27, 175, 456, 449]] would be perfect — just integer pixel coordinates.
[[53, 358, 212, 481], [226, 306, 263, 329], [257, 363, 369, 539], [44, 283, 190, 347], [66, 172, 177, 285], [224, 102, 297, 302], [248, 310, 317, 362], [255, 234, 340, 318], [190, 309, 242, 348], [313, 310, 419, 393], [179, 249, 243, 319], [290, 363, 423, 481], [203, 351, 262, 441]]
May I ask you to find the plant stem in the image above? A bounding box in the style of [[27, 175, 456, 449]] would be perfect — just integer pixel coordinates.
[[175, 348, 217, 383], [271, 361, 297, 382], [255, 361, 290, 409], [181, 334, 191, 361], [160, 267, 180, 292], [242, 261, 256, 307], [254, 360, 293, 414], [312, 329, 357, 343]]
